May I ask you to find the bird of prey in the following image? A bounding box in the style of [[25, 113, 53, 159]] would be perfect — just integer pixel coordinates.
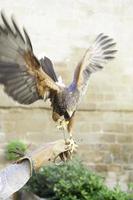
[[0, 12, 117, 151]]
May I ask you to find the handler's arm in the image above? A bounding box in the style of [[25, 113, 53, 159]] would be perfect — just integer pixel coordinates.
[[0, 139, 71, 199]]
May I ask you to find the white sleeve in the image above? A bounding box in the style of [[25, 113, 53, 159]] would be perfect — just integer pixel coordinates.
[[0, 160, 31, 200]]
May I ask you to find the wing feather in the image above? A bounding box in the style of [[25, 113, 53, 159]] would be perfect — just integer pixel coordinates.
[[70, 33, 117, 95], [0, 12, 60, 104], [40, 56, 58, 82]]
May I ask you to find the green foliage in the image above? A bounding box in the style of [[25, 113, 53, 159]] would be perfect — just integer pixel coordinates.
[[26, 159, 132, 200], [128, 182, 133, 191], [5, 140, 27, 161]]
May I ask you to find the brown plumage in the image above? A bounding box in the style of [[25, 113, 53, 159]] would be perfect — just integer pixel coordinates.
[[0, 12, 117, 146]]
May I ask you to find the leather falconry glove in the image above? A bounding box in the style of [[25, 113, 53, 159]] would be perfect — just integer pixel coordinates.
[[0, 139, 75, 200]]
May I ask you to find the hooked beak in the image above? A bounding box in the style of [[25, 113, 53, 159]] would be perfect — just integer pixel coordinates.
[[67, 109, 73, 118]]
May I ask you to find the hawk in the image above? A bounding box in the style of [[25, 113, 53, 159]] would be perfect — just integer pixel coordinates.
[[0, 12, 117, 151]]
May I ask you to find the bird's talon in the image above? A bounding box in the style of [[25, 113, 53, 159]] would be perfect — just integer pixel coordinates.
[[66, 138, 78, 154], [56, 119, 69, 130]]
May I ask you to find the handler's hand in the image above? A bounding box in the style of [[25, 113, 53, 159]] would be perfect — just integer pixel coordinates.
[[17, 139, 77, 171]]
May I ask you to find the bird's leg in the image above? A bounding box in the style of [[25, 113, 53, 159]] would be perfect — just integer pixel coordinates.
[[66, 114, 78, 154], [56, 117, 69, 131], [56, 119, 78, 155], [63, 129, 66, 141], [55, 113, 78, 155], [66, 131, 78, 154], [53, 112, 68, 131]]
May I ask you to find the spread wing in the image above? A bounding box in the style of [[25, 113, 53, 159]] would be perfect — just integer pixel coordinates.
[[0, 12, 60, 104], [69, 33, 117, 96]]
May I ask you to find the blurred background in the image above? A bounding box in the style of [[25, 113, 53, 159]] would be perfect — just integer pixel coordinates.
[[0, 0, 133, 190]]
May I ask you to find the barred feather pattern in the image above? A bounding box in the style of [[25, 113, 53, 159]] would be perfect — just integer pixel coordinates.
[[87, 33, 117, 72], [0, 12, 41, 104], [68, 33, 117, 108], [0, 62, 40, 104]]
